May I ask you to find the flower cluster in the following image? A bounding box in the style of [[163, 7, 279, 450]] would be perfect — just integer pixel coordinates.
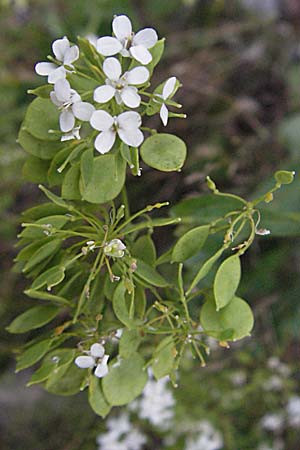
[[35, 15, 183, 149], [96, 412, 147, 450], [75, 343, 109, 378]]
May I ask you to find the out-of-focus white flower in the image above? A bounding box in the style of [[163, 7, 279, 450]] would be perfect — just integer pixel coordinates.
[[97, 15, 158, 65], [86, 33, 98, 48], [267, 357, 291, 377], [61, 125, 81, 142], [230, 371, 247, 387], [104, 239, 126, 258], [263, 375, 283, 392], [132, 374, 175, 430], [286, 396, 300, 428], [50, 79, 95, 133], [260, 413, 284, 432], [157, 77, 177, 126], [94, 57, 149, 108], [90, 110, 144, 154], [75, 343, 109, 378], [96, 412, 147, 450], [35, 36, 79, 83], [184, 421, 223, 450], [258, 439, 284, 450]]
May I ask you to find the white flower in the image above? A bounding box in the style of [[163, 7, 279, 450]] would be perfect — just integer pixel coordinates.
[[97, 412, 147, 450], [104, 239, 126, 258], [50, 79, 95, 132], [260, 413, 284, 432], [35, 36, 79, 83], [97, 15, 158, 65], [286, 396, 300, 428], [158, 77, 177, 126], [86, 33, 98, 48], [263, 375, 283, 392], [90, 110, 144, 154], [61, 125, 81, 142], [94, 57, 149, 108], [184, 421, 223, 450], [133, 374, 175, 430], [75, 343, 109, 378]]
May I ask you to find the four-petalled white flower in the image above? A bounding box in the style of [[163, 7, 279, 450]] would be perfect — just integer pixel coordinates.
[[50, 78, 95, 133], [35, 36, 79, 84], [90, 110, 144, 154], [94, 57, 149, 108], [75, 343, 109, 378], [97, 15, 158, 65], [104, 239, 126, 258], [158, 76, 177, 126]]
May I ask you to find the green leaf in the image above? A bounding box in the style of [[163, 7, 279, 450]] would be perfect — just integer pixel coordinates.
[[61, 163, 81, 200], [80, 148, 94, 191], [20, 215, 69, 239], [119, 329, 142, 358], [152, 336, 176, 380], [200, 295, 254, 341], [134, 258, 169, 287], [23, 239, 61, 273], [147, 38, 165, 73], [187, 248, 224, 294], [172, 225, 210, 262], [27, 349, 75, 386], [88, 377, 111, 417], [140, 133, 186, 172], [23, 98, 59, 141], [16, 339, 52, 372], [214, 255, 241, 311], [112, 281, 136, 328], [16, 237, 51, 262], [132, 235, 156, 266], [102, 352, 147, 406], [24, 289, 70, 306], [19, 128, 62, 160], [48, 147, 71, 186], [38, 185, 72, 210], [82, 154, 126, 204], [68, 73, 99, 92], [135, 284, 147, 319], [45, 360, 86, 396], [31, 265, 66, 291], [7, 305, 60, 334], [22, 202, 68, 221], [22, 156, 49, 183]]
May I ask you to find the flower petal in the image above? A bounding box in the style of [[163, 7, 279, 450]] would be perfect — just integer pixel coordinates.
[[97, 36, 122, 56], [35, 61, 56, 76], [90, 343, 105, 358], [48, 66, 67, 84], [130, 45, 152, 65], [126, 66, 149, 85], [63, 45, 79, 65], [94, 130, 116, 154], [103, 57, 122, 81], [72, 102, 95, 121], [54, 78, 71, 103], [94, 85, 115, 103], [112, 15, 132, 41], [52, 36, 70, 61], [94, 360, 109, 378], [120, 86, 141, 108], [162, 76, 177, 100], [118, 127, 144, 148], [90, 110, 114, 131], [160, 103, 169, 126], [75, 355, 95, 369], [133, 28, 158, 49], [59, 110, 75, 132], [118, 111, 142, 129], [50, 91, 61, 107]]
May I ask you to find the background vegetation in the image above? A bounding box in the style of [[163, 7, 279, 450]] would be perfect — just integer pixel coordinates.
[[1, 1, 300, 449]]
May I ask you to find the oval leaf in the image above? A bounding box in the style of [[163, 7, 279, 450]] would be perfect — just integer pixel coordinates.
[[102, 352, 147, 406], [88, 377, 111, 417], [140, 133, 186, 172], [200, 295, 254, 341], [23, 98, 59, 141], [7, 305, 60, 334], [172, 225, 210, 262], [214, 255, 241, 310]]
